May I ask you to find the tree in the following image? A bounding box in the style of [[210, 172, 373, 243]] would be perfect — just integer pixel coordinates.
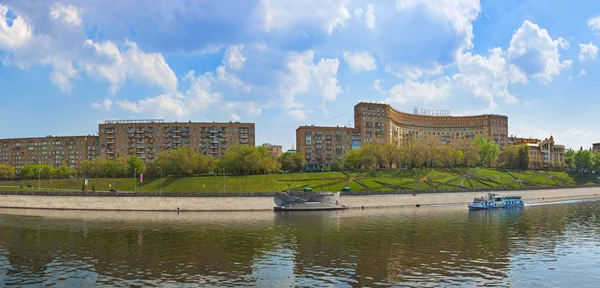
[[516, 145, 530, 170], [574, 149, 593, 173], [438, 145, 463, 168], [54, 164, 75, 179], [418, 137, 442, 168], [474, 136, 500, 167], [452, 138, 480, 167], [400, 143, 423, 168], [127, 156, 146, 176], [359, 144, 379, 169], [564, 149, 575, 171], [0, 164, 15, 179], [381, 143, 400, 169], [20, 164, 54, 179], [341, 149, 362, 170]]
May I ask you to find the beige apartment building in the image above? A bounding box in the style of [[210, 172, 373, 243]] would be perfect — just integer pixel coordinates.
[[354, 103, 509, 149], [296, 125, 360, 166], [0, 135, 99, 173], [523, 136, 565, 169], [593, 143, 600, 152], [98, 120, 255, 161], [262, 143, 283, 158]]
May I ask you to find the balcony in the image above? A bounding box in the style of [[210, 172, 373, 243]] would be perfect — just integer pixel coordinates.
[[136, 129, 145, 133], [240, 134, 249, 138], [173, 139, 181, 143], [106, 135, 115, 139]]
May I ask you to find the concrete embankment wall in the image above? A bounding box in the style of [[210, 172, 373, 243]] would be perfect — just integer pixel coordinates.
[[1, 186, 600, 211]]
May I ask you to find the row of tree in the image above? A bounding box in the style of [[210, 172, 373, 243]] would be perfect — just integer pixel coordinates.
[[564, 148, 600, 173], [339, 136, 505, 170]]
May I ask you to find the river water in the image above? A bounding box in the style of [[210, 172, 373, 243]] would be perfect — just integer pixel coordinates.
[[1, 200, 599, 287]]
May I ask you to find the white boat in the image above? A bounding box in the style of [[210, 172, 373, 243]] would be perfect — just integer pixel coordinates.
[[274, 191, 346, 211], [468, 193, 524, 210]]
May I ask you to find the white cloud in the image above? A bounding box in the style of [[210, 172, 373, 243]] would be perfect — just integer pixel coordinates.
[[84, 40, 178, 93], [216, 65, 250, 92], [50, 3, 82, 26], [563, 128, 596, 149], [44, 57, 78, 94], [372, 79, 385, 94], [311, 58, 342, 101], [558, 37, 569, 50], [288, 109, 308, 120], [507, 20, 566, 83], [588, 16, 600, 35], [354, 8, 363, 18], [396, 0, 480, 50], [183, 70, 222, 112], [0, 5, 33, 50], [261, 0, 351, 34], [578, 42, 598, 61], [385, 64, 443, 80], [386, 78, 451, 104], [279, 50, 342, 109], [224, 101, 262, 119], [568, 76, 572, 81], [365, 4, 375, 29], [91, 98, 113, 111], [116, 93, 188, 118], [452, 48, 526, 108], [223, 45, 246, 70], [578, 69, 587, 77], [343, 51, 376, 72]]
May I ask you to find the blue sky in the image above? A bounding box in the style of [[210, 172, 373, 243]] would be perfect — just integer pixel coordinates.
[[1, 0, 599, 150]]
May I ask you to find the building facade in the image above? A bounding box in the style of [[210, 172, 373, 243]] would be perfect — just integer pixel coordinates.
[[592, 143, 600, 152], [354, 103, 509, 148], [296, 126, 359, 166], [261, 143, 283, 158], [98, 120, 255, 161], [524, 136, 565, 169], [0, 135, 99, 173]]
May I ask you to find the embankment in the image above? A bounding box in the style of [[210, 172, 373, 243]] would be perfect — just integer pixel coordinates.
[[1, 186, 599, 211]]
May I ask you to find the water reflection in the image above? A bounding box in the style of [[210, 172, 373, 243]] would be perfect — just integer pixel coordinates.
[[0, 201, 599, 287]]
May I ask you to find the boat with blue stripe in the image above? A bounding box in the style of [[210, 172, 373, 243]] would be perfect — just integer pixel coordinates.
[[468, 193, 524, 210]]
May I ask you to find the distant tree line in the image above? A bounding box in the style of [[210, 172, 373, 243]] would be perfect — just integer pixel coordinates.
[[338, 136, 504, 170], [564, 148, 600, 173]]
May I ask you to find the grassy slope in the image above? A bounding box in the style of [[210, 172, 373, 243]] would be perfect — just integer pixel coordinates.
[[0, 169, 597, 193]]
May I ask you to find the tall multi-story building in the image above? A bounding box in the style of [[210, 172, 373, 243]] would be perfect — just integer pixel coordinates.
[[354, 102, 509, 148], [296, 125, 359, 167], [0, 135, 99, 173], [262, 143, 283, 158], [98, 120, 255, 161]]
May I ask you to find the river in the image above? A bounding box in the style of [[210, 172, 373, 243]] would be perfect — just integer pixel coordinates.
[[1, 200, 599, 287]]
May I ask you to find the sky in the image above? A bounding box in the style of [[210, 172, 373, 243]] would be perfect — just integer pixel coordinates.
[[1, 0, 599, 151]]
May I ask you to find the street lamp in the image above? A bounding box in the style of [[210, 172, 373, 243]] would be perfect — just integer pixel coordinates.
[[38, 168, 42, 192], [159, 167, 163, 193], [321, 164, 324, 192], [222, 168, 225, 193], [134, 167, 137, 193]]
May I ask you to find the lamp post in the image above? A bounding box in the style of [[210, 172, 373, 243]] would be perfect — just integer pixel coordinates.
[[322, 164, 324, 192], [38, 168, 42, 192], [134, 167, 137, 193], [222, 168, 225, 193], [159, 167, 163, 193]]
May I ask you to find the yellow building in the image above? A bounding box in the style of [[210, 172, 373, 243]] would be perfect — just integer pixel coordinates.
[[354, 102, 508, 148], [524, 136, 565, 169]]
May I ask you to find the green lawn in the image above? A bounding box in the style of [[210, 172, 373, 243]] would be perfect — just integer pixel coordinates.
[[0, 168, 597, 193]]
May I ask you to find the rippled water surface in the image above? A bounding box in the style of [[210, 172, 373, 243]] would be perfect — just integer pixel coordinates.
[[1, 200, 600, 287]]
